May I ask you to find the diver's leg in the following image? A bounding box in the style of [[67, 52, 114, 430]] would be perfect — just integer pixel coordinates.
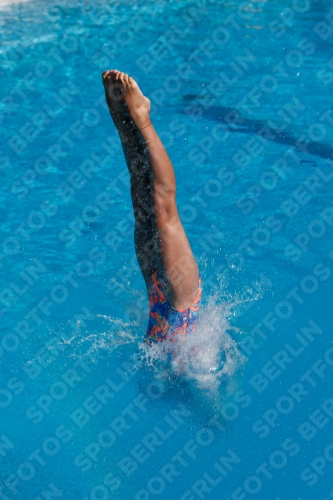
[[103, 70, 199, 311], [102, 70, 156, 288], [139, 118, 199, 311]]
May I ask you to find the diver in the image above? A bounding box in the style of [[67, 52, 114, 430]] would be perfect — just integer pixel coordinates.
[[102, 70, 202, 344]]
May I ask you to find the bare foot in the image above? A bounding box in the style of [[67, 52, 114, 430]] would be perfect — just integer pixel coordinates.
[[102, 70, 151, 130]]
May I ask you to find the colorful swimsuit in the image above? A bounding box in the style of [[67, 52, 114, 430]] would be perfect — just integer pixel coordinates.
[[145, 270, 202, 344]]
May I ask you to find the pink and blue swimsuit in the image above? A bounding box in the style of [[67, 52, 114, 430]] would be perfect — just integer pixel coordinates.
[[145, 270, 202, 344]]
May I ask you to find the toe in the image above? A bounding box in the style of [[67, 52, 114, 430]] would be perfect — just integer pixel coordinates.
[[102, 70, 111, 80], [119, 72, 127, 84], [128, 76, 137, 88], [114, 70, 121, 81], [106, 70, 117, 82]]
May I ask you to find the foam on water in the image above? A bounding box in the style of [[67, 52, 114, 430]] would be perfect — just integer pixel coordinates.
[[38, 287, 251, 395], [138, 293, 248, 393]]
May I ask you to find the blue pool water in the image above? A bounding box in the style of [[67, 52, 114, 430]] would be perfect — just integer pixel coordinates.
[[1, 0, 333, 498]]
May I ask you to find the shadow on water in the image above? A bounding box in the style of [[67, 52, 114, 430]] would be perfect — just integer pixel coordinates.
[[183, 95, 333, 163]]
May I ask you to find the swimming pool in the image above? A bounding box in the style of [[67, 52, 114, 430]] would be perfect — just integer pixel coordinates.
[[1, 0, 333, 498]]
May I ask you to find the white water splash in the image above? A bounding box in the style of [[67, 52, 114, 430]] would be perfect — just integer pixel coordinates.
[[73, 315, 139, 357], [39, 314, 138, 362], [39, 290, 251, 395], [138, 294, 247, 392]]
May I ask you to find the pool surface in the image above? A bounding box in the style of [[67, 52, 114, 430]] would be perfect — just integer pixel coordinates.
[[1, 0, 333, 498]]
